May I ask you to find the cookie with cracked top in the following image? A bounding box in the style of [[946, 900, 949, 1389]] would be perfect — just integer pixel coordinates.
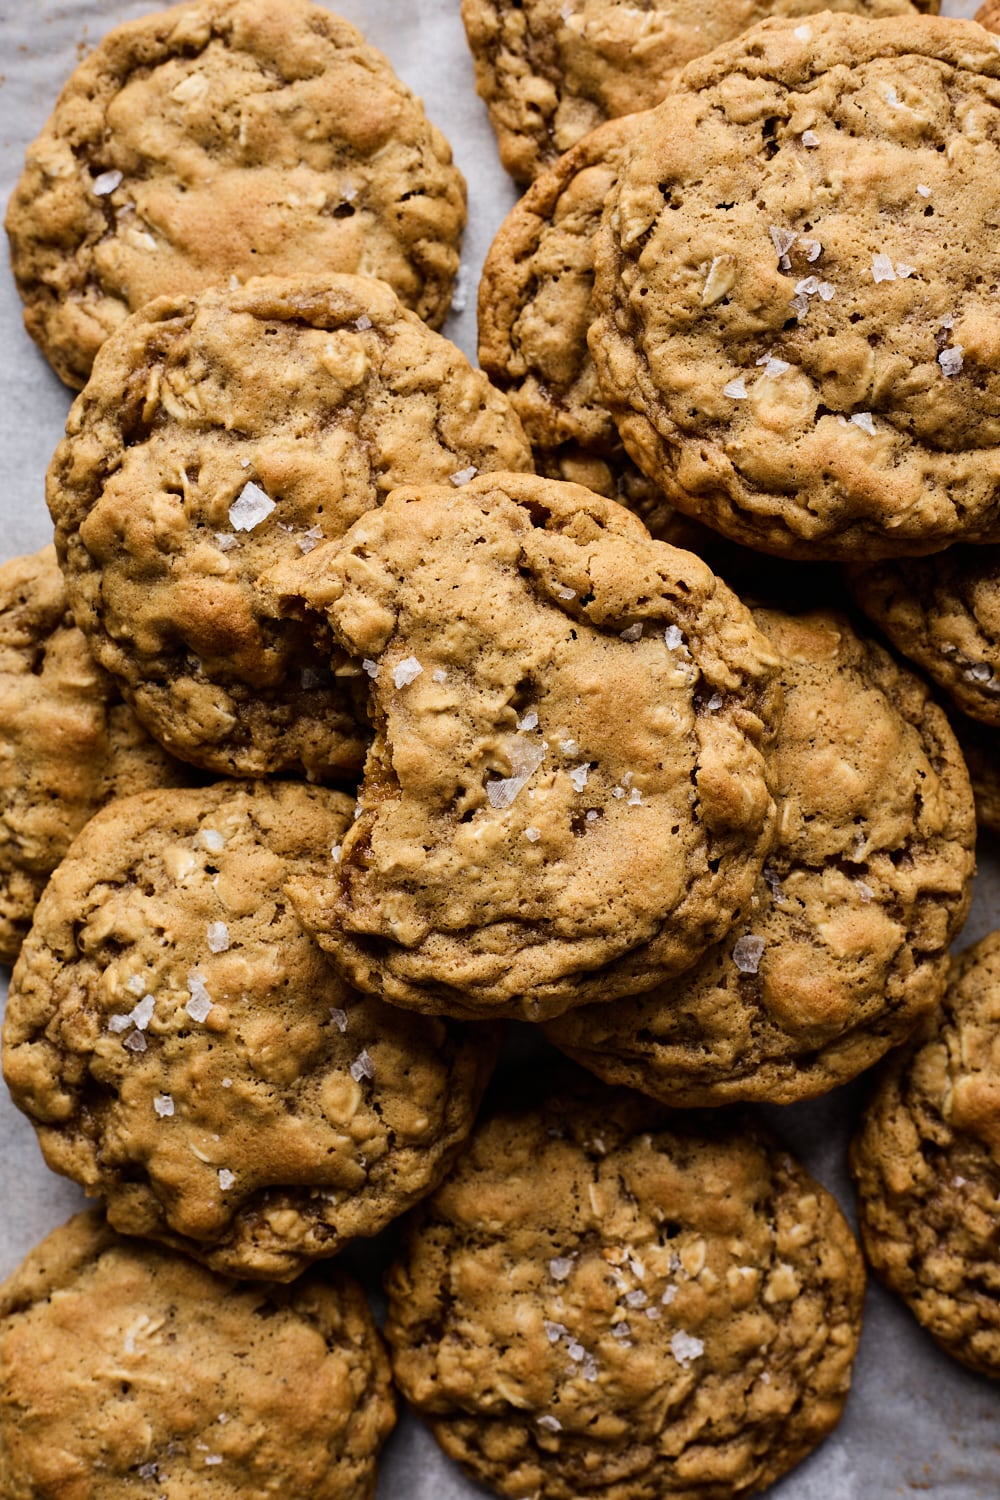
[[3, 780, 498, 1282], [47, 274, 531, 779], [271, 470, 782, 1021], [0, 545, 192, 965], [850, 931, 1000, 1379], [385, 1068, 865, 1500], [591, 14, 1000, 560], [5, 0, 467, 388], [545, 607, 976, 1105], [0, 1209, 395, 1497], [461, 0, 935, 184]]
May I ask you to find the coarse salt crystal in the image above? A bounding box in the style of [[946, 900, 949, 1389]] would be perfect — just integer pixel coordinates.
[[131, 995, 156, 1031], [794, 23, 811, 39], [449, 466, 478, 487], [331, 844, 342, 863], [329, 1009, 348, 1034], [198, 828, 224, 854], [769, 226, 797, 259], [354, 314, 373, 331], [628, 788, 643, 806], [207, 921, 230, 954], [872, 253, 896, 284], [851, 412, 876, 436], [218, 1169, 236, 1191], [544, 1320, 568, 1343], [817, 282, 836, 301], [794, 276, 820, 297], [620, 623, 643, 641], [938, 346, 964, 378], [646, 1306, 661, 1320], [123, 1031, 147, 1053], [625, 1289, 648, 1308], [801, 129, 819, 147], [733, 935, 766, 974], [126, 974, 147, 996], [670, 1331, 704, 1367], [612, 786, 626, 799], [723, 375, 747, 399], [204, 1456, 223, 1467], [612, 1321, 632, 1340], [186, 973, 213, 1023], [569, 764, 590, 792], [392, 656, 423, 689], [432, 668, 448, 683], [108, 1013, 132, 1034], [229, 481, 276, 532], [567, 1339, 586, 1361], [222, 1077, 233, 1088], [487, 739, 547, 810], [916, 183, 932, 198], [537, 1415, 562, 1432], [154, 1095, 174, 1118], [350, 1049, 375, 1082], [802, 238, 822, 262], [525, 826, 542, 843], [215, 532, 239, 553], [297, 526, 323, 554], [662, 1285, 678, 1305], [93, 168, 122, 195], [557, 585, 577, 601], [895, 263, 916, 279], [665, 625, 685, 650], [967, 662, 994, 682], [855, 880, 874, 903], [518, 711, 539, 731], [756, 355, 791, 378], [549, 1256, 574, 1281], [362, 658, 379, 679]]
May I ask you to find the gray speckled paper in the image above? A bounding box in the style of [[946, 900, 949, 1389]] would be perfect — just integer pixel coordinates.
[[0, 3, 996, 1497]]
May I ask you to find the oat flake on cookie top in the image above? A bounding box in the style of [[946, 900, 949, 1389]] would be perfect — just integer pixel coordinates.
[[591, 14, 1000, 561]]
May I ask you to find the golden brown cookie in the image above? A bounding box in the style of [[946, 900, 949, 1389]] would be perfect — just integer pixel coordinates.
[[271, 471, 783, 1021], [386, 1069, 865, 1500], [591, 14, 1000, 561], [848, 547, 1000, 726], [47, 274, 531, 779], [0, 545, 192, 965], [545, 608, 976, 1105], [5, 0, 467, 388], [0, 1209, 395, 1496], [461, 0, 934, 184], [3, 781, 498, 1281], [850, 932, 1000, 1379]]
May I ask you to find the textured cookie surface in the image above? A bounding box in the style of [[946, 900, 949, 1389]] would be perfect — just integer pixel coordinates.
[[47, 275, 531, 778], [5, 0, 466, 388], [0, 1209, 395, 1498], [386, 1072, 865, 1500], [591, 15, 1000, 560], [461, 0, 932, 183], [274, 472, 782, 1020], [0, 546, 189, 964], [3, 782, 497, 1281], [849, 547, 1000, 726], [851, 932, 1000, 1378], [546, 608, 976, 1104]]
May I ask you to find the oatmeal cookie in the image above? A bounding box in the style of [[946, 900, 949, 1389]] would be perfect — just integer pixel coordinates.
[[0, 1209, 395, 1497], [47, 274, 531, 778], [3, 781, 498, 1281], [545, 608, 976, 1105], [848, 547, 1000, 726], [461, 0, 932, 184], [850, 932, 1000, 1378], [0, 545, 190, 965], [5, 0, 466, 388], [591, 14, 1000, 560], [272, 471, 782, 1021], [386, 1069, 865, 1500]]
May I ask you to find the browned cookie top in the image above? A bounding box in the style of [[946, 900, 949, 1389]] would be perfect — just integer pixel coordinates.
[[0, 546, 190, 965], [849, 546, 1000, 726], [0, 1210, 395, 1498], [5, 0, 467, 388], [47, 275, 531, 779], [385, 1073, 865, 1500], [546, 608, 976, 1105], [850, 931, 1000, 1379], [591, 14, 1000, 560], [3, 781, 498, 1282], [461, 0, 932, 184], [272, 471, 782, 1020]]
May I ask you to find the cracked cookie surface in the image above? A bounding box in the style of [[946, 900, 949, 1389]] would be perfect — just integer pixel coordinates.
[[545, 608, 976, 1104], [5, 0, 467, 388], [0, 1209, 395, 1498], [851, 931, 1000, 1379], [273, 471, 782, 1020], [385, 1070, 865, 1500], [3, 781, 498, 1281], [591, 14, 1000, 560], [47, 274, 531, 778]]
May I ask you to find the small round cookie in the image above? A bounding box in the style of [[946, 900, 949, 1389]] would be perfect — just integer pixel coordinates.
[[5, 0, 466, 388], [461, 0, 933, 184], [0, 1209, 395, 1497], [591, 15, 1000, 560], [385, 1071, 865, 1500], [848, 547, 1000, 726], [850, 932, 1000, 1379], [271, 471, 783, 1021], [0, 545, 192, 965], [545, 608, 976, 1105], [3, 781, 498, 1282], [47, 274, 531, 778]]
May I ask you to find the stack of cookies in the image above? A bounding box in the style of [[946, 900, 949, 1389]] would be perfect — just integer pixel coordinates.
[[0, 1, 998, 1497]]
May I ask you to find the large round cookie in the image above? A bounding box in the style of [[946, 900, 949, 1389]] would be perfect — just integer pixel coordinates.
[[271, 471, 783, 1020], [545, 608, 976, 1104], [591, 14, 1000, 560], [47, 274, 531, 778], [0, 545, 191, 965], [3, 781, 498, 1281], [385, 1071, 865, 1500], [848, 547, 1000, 726], [0, 1209, 395, 1497], [461, 0, 933, 184], [5, 0, 466, 388], [850, 932, 1000, 1379]]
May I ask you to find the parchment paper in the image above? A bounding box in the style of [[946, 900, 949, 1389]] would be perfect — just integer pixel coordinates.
[[0, 4, 996, 1496]]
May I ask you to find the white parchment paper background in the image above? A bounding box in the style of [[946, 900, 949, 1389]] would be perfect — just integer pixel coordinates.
[[0, 3, 996, 1497]]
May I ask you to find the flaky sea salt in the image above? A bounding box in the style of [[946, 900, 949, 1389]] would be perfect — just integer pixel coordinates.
[[131, 995, 156, 1031], [518, 711, 539, 731], [355, 314, 373, 331], [432, 668, 448, 684], [895, 263, 916, 279], [487, 739, 546, 810], [449, 466, 478, 487], [123, 1031, 147, 1053], [769, 226, 797, 259], [207, 921, 230, 954], [93, 168, 122, 195], [871, 253, 896, 284], [733, 935, 766, 974], [707, 691, 724, 711], [544, 1320, 568, 1343], [229, 481, 276, 532], [817, 282, 836, 301], [569, 764, 590, 792], [218, 1169, 236, 1191], [916, 183, 932, 198], [670, 1331, 705, 1367], [350, 1049, 375, 1082], [620, 622, 643, 641], [756, 354, 791, 378], [967, 662, 994, 683], [851, 412, 876, 436], [855, 880, 874, 903], [795, 276, 820, 297], [525, 826, 542, 843], [665, 625, 685, 650], [537, 1415, 562, 1432], [330, 1008, 348, 1032], [331, 844, 342, 863], [801, 129, 820, 147], [186, 973, 213, 1023], [296, 526, 323, 554], [662, 1285, 678, 1305], [557, 585, 577, 601], [549, 1256, 574, 1281], [392, 656, 423, 689], [198, 827, 225, 853], [362, 658, 379, 679], [154, 1095, 174, 1118], [794, 22, 811, 39], [802, 238, 822, 262], [939, 346, 964, 378], [127, 974, 146, 996]]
